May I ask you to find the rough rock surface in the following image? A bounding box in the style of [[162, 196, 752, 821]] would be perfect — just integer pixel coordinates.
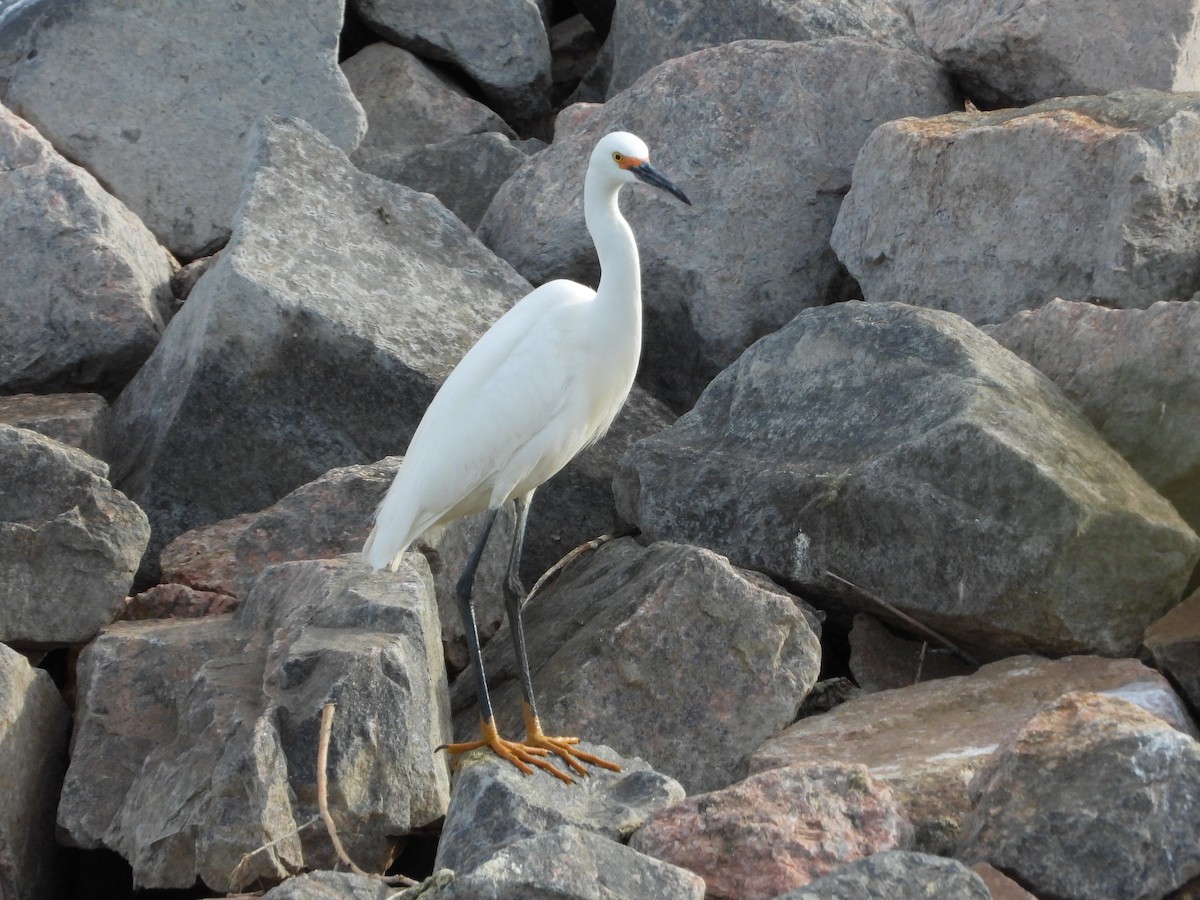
[[899, 0, 1200, 106], [0, 644, 70, 900], [615, 302, 1200, 658], [350, 0, 551, 127], [630, 763, 913, 900], [450, 539, 822, 794], [775, 850, 991, 900], [480, 38, 957, 409], [434, 743, 684, 874], [0, 425, 149, 646], [1145, 590, 1200, 714], [985, 298, 1200, 532], [849, 613, 975, 693], [0, 0, 365, 259], [260, 871, 392, 900], [0, 392, 109, 459], [107, 116, 528, 582], [0, 104, 172, 396], [359, 132, 537, 230], [957, 692, 1200, 899], [342, 42, 513, 166], [833, 91, 1200, 325], [57, 555, 451, 892], [749, 655, 1195, 854], [605, 0, 921, 96], [409, 826, 706, 900]]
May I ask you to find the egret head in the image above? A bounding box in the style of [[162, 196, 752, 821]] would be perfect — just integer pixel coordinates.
[[592, 131, 691, 205]]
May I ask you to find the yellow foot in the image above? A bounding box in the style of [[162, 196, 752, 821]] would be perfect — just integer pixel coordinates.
[[438, 717, 575, 784], [524, 704, 622, 782]]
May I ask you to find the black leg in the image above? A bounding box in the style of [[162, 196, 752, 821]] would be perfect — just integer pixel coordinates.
[[504, 493, 539, 722], [457, 507, 500, 726]]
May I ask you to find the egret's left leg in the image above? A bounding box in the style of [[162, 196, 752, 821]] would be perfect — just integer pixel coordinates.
[[504, 493, 622, 780]]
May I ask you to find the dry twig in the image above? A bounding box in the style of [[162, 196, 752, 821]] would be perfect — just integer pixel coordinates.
[[523, 528, 635, 607]]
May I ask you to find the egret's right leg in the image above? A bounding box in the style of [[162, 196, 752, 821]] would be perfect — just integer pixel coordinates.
[[436, 507, 566, 780]]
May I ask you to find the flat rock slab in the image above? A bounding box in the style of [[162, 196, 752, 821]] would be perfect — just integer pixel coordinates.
[[749, 654, 1195, 854], [630, 762, 913, 900], [107, 116, 529, 582], [0, 644, 70, 900], [615, 301, 1200, 658], [450, 539, 822, 794], [899, 0, 1200, 106], [0, 425, 149, 646], [435, 742, 684, 874], [1145, 590, 1200, 714], [957, 691, 1200, 899], [776, 851, 990, 900], [480, 37, 956, 409], [0, 0, 365, 259], [0, 104, 172, 396], [57, 555, 452, 893], [0, 392, 109, 459], [985, 298, 1200, 532], [833, 90, 1200, 325]]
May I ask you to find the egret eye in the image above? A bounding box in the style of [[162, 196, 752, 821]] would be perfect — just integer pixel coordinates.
[[612, 151, 623, 163]]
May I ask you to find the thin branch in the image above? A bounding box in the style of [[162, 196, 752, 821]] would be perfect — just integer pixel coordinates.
[[229, 817, 320, 889], [522, 528, 634, 608], [824, 571, 981, 668], [915, 641, 927, 684]]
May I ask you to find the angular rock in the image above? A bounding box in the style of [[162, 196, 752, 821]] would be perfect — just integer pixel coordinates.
[[849, 613, 975, 693], [260, 871, 392, 900], [350, 0, 551, 127], [899, 0, 1200, 107], [479, 38, 956, 409], [550, 14, 603, 106], [0, 425, 149, 646], [359, 132, 538, 231], [775, 851, 990, 900], [57, 555, 452, 892], [833, 91, 1200, 325], [450, 539, 822, 794], [342, 42, 514, 166], [750, 655, 1195, 854], [435, 742, 683, 874], [107, 116, 528, 582], [0, 104, 172, 396], [630, 763, 913, 900], [409, 826, 705, 900], [0, 644, 70, 900], [123, 582, 240, 620], [957, 692, 1200, 899], [0, 0, 365, 259], [985, 298, 1200, 531], [606, 0, 922, 96], [615, 302, 1200, 658], [1145, 590, 1200, 714], [970, 863, 1039, 900], [0, 392, 108, 459]]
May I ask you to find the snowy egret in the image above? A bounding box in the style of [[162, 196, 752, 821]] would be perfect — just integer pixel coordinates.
[[363, 131, 690, 783]]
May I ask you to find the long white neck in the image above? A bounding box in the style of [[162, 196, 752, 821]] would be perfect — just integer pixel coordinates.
[[584, 169, 642, 350]]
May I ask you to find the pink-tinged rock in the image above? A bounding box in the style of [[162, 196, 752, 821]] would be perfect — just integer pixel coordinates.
[[159, 512, 255, 596], [971, 862, 1038, 900], [123, 583, 240, 620], [0, 393, 110, 460], [958, 692, 1200, 899], [630, 763, 913, 900], [749, 655, 1195, 854], [1145, 590, 1200, 714]]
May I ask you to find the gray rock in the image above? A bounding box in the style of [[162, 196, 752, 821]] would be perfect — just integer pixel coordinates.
[[342, 42, 514, 166], [350, 0, 551, 127], [0, 425, 149, 645], [107, 116, 529, 582], [407, 826, 705, 900], [899, 0, 1200, 107], [1144, 590, 1200, 715], [0, 643, 70, 900], [849, 613, 975, 694], [614, 302, 1200, 658], [984, 298, 1200, 533], [0, 392, 108, 459], [0, 0, 365, 260], [359, 132, 537, 230], [749, 655, 1194, 854], [630, 763, 913, 900], [957, 691, 1200, 899], [260, 871, 392, 899], [775, 850, 990, 900], [435, 742, 683, 874], [0, 104, 172, 396], [57, 554, 452, 892], [451, 539, 822, 794], [480, 38, 956, 409], [606, 0, 922, 96], [832, 91, 1200, 326]]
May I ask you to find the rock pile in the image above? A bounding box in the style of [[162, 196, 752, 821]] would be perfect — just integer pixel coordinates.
[[3, 0, 1200, 897]]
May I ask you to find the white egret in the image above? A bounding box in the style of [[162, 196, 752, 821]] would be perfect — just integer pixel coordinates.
[[363, 131, 691, 783]]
